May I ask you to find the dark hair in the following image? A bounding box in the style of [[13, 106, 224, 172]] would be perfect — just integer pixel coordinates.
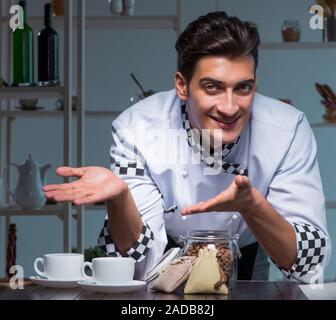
[[175, 12, 260, 83]]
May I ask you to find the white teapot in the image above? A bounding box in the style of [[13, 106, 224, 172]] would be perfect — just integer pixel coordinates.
[[10, 155, 51, 209]]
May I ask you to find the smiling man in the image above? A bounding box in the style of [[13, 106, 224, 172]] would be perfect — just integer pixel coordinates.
[[44, 12, 331, 283]]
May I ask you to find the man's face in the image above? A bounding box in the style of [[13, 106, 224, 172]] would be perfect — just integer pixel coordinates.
[[176, 55, 256, 145]]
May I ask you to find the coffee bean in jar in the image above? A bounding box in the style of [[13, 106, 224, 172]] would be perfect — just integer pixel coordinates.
[[182, 230, 240, 289], [282, 20, 301, 42]]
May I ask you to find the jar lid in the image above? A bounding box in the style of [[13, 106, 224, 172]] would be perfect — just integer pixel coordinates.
[[186, 230, 239, 241], [283, 20, 300, 26]]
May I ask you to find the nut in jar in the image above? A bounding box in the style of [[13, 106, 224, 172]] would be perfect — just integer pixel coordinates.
[[182, 230, 240, 289]]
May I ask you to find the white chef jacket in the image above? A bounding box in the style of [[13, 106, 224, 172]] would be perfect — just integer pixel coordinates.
[[98, 89, 331, 284]]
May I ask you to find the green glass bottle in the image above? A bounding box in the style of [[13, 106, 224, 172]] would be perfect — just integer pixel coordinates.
[[12, 0, 34, 86]]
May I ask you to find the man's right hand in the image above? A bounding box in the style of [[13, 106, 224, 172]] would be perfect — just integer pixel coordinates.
[[43, 166, 127, 205]]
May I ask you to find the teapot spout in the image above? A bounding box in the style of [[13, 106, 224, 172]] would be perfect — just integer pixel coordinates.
[[40, 164, 52, 184]]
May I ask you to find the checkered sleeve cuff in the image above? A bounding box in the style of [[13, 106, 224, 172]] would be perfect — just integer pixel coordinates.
[[111, 158, 145, 177], [98, 218, 154, 262], [277, 222, 327, 280]]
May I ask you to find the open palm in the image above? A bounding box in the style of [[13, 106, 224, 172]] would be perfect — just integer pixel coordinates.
[[181, 175, 254, 215], [43, 166, 126, 205]]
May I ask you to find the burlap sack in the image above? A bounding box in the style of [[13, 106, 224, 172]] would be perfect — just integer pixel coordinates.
[[150, 256, 197, 293], [184, 247, 228, 294]]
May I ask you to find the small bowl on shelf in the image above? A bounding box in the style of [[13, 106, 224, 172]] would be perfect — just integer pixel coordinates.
[[19, 99, 39, 110]]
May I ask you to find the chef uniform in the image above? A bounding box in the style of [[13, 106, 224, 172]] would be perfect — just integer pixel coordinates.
[[98, 89, 331, 284]]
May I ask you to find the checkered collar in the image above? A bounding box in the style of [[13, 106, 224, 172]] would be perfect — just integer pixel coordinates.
[[181, 103, 248, 176]]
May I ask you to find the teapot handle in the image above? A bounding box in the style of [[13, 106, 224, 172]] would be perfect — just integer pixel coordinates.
[[3, 165, 15, 201]]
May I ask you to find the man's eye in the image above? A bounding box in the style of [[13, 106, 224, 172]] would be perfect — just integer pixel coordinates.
[[235, 84, 253, 95], [204, 84, 219, 93]]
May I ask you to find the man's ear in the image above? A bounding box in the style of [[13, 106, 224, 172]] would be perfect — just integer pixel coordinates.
[[175, 72, 188, 100]]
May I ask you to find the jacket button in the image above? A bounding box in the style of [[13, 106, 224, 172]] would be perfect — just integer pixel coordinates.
[[182, 169, 188, 178]]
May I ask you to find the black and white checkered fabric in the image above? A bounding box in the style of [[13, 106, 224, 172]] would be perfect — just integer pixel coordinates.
[[127, 224, 154, 260], [98, 219, 154, 262], [112, 159, 145, 177], [110, 126, 145, 177], [279, 222, 326, 279], [181, 103, 248, 176], [110, 146, 145, 177]]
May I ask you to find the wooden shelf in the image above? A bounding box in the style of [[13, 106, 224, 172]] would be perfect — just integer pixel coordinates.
[[85, 15, 177, 29], [0, 109, 122, 118], [1, 15, 177, 30], [85, 110, 122, 117], [0, 205, 64, 216], [326, 202, 336, 209], [0, 86, 64, 99], [260, 42, 336, 50], [311, 122, 336, 128], [0, 203, 106, 216]]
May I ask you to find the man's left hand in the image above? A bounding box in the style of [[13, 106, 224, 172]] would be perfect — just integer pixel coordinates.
[[181, 175, 256, 215]]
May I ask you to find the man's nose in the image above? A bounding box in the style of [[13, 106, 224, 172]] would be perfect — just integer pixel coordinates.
[[216, 91, 239, 117]]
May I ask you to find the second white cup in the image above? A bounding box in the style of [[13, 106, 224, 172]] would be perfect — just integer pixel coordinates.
[[81, 257, 135, 285]]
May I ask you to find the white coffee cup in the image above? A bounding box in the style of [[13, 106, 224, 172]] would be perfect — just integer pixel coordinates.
[[81, 257, 135, 285], [34, 253, 84, 280], [122, 0, 135, 16], [109, 0, 123, 15]]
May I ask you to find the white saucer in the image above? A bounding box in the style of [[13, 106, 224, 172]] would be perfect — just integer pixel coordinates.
[[30, 276, 83, 288], [77, 280, 147, 294]]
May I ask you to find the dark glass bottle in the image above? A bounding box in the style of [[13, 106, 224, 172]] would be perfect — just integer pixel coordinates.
[[12, 0, 34, 86], [38, 3, 59, 86]]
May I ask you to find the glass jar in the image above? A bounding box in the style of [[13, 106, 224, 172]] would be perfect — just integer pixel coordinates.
[[181, 230, 240, 289], [51, 0, 64, 16], [282, 20, 301, 42]]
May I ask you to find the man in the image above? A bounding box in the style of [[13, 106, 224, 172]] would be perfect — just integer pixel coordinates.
[[44, 12, 331, 283]]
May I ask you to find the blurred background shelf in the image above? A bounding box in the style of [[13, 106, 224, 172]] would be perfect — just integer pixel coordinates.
[[0, 109, 122, 118], [0, 203, 106, 216], [260, 42, 336, 50], [0, 205, 64, 216], [326, 202, 336, 209], [311, 122, 336, 128], [1, 15, 178, 30], [83, 15, 177, 29], [0, 86, 64, 99]]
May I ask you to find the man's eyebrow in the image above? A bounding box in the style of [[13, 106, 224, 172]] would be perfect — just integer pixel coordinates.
[[199, 77, 255, 86], [199, 77, 224, 86], [235, 79, 256, 86]]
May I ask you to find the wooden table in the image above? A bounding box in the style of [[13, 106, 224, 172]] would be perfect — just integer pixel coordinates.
[[0, 281, 307, 300]]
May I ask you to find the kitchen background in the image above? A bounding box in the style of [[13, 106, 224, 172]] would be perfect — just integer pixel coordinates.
[[0, 0, 335, 281]]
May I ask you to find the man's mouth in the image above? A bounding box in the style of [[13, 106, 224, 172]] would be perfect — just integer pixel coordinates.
[[209, 115, 241, 129]]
